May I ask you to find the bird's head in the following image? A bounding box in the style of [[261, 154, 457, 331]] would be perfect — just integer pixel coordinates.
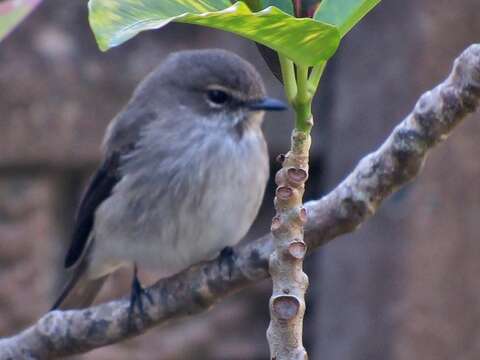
[[135, 49, 287, 136]]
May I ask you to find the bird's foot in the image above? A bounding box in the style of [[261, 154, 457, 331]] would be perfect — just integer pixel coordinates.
[[127, 264, 154, 330], [219, 246, 236, 279]]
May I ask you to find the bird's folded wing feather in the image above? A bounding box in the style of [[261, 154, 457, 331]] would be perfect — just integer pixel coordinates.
[[64, 152, 122, 268]]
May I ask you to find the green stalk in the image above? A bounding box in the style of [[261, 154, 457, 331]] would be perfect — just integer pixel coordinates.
[[278, 54, 297, 103], [293, 64, 312, 132], [307, 61, 327, 96]]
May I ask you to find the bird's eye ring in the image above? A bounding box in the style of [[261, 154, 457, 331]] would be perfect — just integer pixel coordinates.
[[206, 89, 230, 106]]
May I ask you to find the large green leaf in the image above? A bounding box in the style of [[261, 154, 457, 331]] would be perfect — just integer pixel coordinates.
[[261, 0, 294, 14], [0, 0, 41, 43], [243, 0, 293, 14], [314, 0, 381, 37], [88, 0, 340, 66]]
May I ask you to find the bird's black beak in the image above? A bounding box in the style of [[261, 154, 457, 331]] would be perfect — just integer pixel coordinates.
[[247, 97, 288, 112]]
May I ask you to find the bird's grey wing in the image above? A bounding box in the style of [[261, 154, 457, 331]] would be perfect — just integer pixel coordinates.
[[64, 152, 122, 268], [65, 107, 157, 269]]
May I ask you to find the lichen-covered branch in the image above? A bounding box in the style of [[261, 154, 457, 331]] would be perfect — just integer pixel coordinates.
[[0, 44, 478, 359]]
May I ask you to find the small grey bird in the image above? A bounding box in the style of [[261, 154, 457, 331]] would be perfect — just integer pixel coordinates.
[[52, 49, 286, 311]]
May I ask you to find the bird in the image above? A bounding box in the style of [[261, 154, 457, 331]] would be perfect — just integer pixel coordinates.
[[51, 48, 287, 313]]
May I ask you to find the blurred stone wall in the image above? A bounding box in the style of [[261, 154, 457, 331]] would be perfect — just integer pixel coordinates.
[[0, 0, 479, 359]]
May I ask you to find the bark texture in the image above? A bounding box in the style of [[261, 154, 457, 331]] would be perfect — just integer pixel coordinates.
[[0, 43, 478, 360]]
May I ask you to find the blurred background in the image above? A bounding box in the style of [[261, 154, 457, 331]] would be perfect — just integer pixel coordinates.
[[1, 0, 479, 359]]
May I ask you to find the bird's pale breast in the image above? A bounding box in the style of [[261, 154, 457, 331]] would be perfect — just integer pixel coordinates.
[[89, 125, 269, 278]]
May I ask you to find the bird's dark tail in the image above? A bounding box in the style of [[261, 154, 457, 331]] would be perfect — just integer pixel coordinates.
[[51, 261, 108, 311]]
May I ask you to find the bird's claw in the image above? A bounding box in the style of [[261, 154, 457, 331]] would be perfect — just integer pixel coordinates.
[[127, 265, 153, 329], [219, 246, 236, 279]]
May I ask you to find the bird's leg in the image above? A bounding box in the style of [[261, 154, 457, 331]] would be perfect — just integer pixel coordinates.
[[127, 263, 154, 327], [219, 246, 236, 279]]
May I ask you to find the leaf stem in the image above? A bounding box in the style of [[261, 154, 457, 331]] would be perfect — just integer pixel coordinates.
[[295, 64, 309, 103], [278, 54, 297, 103], [308, 61, 326, 96], [293, 64, 312, 132]]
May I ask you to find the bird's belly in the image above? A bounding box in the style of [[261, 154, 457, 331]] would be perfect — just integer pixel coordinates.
[[92, 162, 266, 278], [141, 179, 261, 274]]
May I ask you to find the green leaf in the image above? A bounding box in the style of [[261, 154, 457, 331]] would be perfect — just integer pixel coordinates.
[[261, 0, 294, 15], [88, 0, 340, 66], [243, 0, 293, 14], [314, 0, 380, 37], [242, 0, 263, 11], [0, 0, 41, 43]]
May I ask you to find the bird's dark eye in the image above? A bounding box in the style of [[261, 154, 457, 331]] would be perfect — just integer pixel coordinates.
[[206, 89, 230, 106]]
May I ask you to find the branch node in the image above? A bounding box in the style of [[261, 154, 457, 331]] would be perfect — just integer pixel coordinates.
[[298, 207, 308, 225], [286, 167, 308, 187], [271, 216, 289, 235], [271, 295, 300, 321], [276, 154, 286, 164], [276, 186, 294, 201], [287, 242, 307, 260]]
